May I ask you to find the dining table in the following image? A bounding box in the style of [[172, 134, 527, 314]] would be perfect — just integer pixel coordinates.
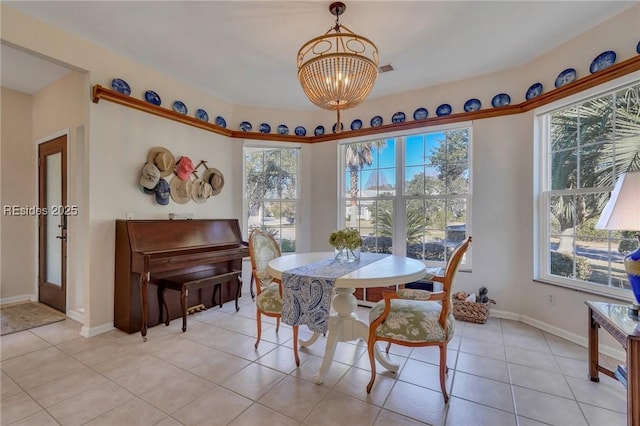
[[267, 251, 428, 384]]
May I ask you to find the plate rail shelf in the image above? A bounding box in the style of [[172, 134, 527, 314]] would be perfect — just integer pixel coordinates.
[[92, 55, 640, 144]]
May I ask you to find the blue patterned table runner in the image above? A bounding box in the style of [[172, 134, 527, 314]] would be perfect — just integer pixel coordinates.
[[281, 253, 388, 334]]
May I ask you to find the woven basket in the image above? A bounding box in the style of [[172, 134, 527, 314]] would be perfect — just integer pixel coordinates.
[[452, 298, 495, 324]]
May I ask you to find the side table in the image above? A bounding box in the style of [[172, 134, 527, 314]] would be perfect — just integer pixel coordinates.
[[586, 301, 640, 426]]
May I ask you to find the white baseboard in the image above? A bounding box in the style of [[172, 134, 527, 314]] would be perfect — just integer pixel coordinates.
[[0, 294, 36, 305], [80, 322, 114, 337], [66, 308, 84, 324], [491, 309, 626, 362]]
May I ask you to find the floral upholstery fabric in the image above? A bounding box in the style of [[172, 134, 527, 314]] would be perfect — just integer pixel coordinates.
[[369, 299, 455, 343], [396, 289, 432, 300], [252, 233, 279, 288], [256, 283, 282, 314]]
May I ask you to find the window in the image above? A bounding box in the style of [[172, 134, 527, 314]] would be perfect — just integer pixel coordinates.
[[244, 145, 299, 252], [338, 124, 472, 267], [536, 78, 640, 298]]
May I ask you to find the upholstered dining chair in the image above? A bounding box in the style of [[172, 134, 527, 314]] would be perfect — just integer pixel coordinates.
[[248, 229, 300, 366], [366, 236, 472, 402]]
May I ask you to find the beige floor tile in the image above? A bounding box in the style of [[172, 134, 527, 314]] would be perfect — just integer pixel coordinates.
[[517, 415, 556, 426], [384, 380, 448, 425], [27, 368, 110, 407], [544, 332, 589, 360], [9, 409, 60, 426], [83, 397, 168, 426], [222, 335, 279, 361], [2, 346, 87, 390], [409, 346, 458, 368], [334, 365, 395, 407], [0, 331, 50, 361], [255, 344, 307, 374], [73, 337, 137, 366], [171, 385, 252, 426], [0, 391, 42, 425], [512, 386, 588, 425], [400, 358, 454, 393], [290, 354, 350, 387], [445, 397, 517, 426], [304, 391, 380, 426], [188, 350, 251, 383], [228, 403, 300, 426], [565, 375, 627, 413], [1, 371, 22, 399], [29, 318, 83, 345], [505, 346, 560, 372], [258, 376, 329, 422], [503, 332, 551, 352], [374, 408, 430, 425], [460, 325, 504, 344], [451, 371, 514, 413], [459, 336, 506, 361], [579, 402, 627, 426], [508, 364, 573, 398], [111, 358, 184, 395], [46, 380, 133, 426], [139, 369, 214, 414], [501, 320, 544, 337], [221, 362, 287, 400], [455, 351, 510, 383]]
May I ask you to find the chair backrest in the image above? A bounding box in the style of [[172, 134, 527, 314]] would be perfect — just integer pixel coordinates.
[[248, 229, 281, 290], [438, 236, 472, 323]]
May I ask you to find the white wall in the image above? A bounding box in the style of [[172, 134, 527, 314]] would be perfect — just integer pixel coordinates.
[[1, 3, 638, 351]]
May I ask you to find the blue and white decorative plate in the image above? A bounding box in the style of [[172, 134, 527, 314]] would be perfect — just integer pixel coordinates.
[[111, 78, 131, 95], [590, 50, 616, 74], [637, 40, 640, 54], [144, 90, 161, 106], [172, 100, 188, 115], [555, 68, 577, 88], [259, 123, 271, 134], [332, 122, 344, 133], [277, 124, 289, 135], [215, 116, 226, 128], [314, 125, 325, 136], [491, 93, 511, 108], [413, 108, 428, 120], [370, 115, 383, 127], [351, 119, 363, 130], [392, 112, 406, 123], [526, 83, 543, 100], [295, 126, 306, 136], [195, 108, 209, 122], [436, 104, 452, 116], [239, 121, 252, 132], [463, 98, 481, 112]]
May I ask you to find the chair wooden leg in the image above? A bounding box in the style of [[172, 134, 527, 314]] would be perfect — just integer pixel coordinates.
[[366, 338, 377, 393], [439, 344, 449, 403], [255, 310, 262, 348], [276, 317, 280, 333], [292, 325, 300, 366], [385, 342, 391, 354], [249, 273, 255, 300]]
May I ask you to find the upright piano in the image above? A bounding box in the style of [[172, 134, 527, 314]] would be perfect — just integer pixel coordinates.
[[114, 219, 248, 338]]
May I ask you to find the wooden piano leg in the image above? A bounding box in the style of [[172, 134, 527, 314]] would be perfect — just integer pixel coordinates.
[[161, 287, 170, 326], [139, 272, 150, 341], [180, 288, 188, 332], [235, 275, 242, 312]]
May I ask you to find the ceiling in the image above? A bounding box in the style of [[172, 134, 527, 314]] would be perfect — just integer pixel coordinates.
[[1, 1, 636, 110]]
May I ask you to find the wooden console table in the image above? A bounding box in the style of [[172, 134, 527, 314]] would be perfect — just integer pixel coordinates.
[[586, 301, 640, 426]]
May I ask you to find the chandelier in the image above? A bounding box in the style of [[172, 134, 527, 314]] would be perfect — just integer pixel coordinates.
[[297, 2, 379, 132]]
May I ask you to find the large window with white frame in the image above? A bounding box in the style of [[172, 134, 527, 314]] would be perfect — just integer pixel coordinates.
[[244, 144, 299, 252], [338, 124, 472, 268], [536, 76, 640, 299]]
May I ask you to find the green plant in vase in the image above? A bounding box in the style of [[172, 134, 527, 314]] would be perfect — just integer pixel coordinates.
[[329, 228, 362, 263]]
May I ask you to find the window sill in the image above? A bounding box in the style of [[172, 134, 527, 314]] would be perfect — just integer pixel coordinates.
[[533, 278, 634, 304]]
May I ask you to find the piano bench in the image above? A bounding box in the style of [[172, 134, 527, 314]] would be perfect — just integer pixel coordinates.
[[158, 269, 242, 332]]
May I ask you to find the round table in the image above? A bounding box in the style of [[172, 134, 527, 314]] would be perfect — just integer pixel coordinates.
[[268, 252, 428, 384]]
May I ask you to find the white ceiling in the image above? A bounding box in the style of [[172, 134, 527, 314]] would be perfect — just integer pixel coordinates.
[[1, 1, 636, 110]]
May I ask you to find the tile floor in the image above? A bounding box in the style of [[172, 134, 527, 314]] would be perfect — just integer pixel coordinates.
[[1, 292, 628, 426]]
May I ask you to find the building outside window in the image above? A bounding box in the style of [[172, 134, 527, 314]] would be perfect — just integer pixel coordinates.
[[338, 124, 472, 268], [244, 145, 299, 252], [536, 77, 640, 299]]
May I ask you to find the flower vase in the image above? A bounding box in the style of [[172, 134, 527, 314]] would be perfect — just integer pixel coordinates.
[[335, 246, 361, 263]]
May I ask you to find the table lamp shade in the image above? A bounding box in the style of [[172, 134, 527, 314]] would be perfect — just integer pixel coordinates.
[[596, 170, 640, 312]]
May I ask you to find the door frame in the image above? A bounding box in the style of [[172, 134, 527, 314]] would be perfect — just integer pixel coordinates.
[[36, 129, 70, 313]]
